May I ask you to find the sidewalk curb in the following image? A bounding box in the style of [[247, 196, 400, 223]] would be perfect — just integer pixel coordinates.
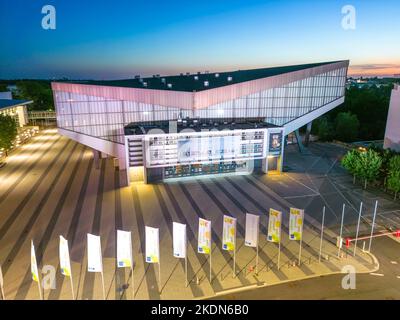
[[197, 252, 379, 300]]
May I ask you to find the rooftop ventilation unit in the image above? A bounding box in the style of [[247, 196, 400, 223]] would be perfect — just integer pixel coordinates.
[[180, 73, 184, 76], [227, 76, 233, 82], [204, 81, 209, 87], [205, 71, 209, 74], [134, 75, 140, 79], [186, 72, 190, 76]]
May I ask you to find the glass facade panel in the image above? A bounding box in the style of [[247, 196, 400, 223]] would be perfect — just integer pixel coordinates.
[[54, 66, 347, 144]]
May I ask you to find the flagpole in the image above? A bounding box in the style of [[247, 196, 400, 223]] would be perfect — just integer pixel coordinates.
[[256, 219, 259, 275], [100, 271, 106, 300], [233, 225, 236, 278], [70, 273, 75, 300], [37, 275, 43, 300], [0, 265, 5, 300], [319, 206, 326, 263], [298, 212, 304, 266], [353, 202, 363, 257], [278, 241, 281, 270], [209, 245, 212, 283], [338, 204, 345, 257], [368, 200, 378, 253], [185, 230, 188, 287], [131, 266, 135, 300]]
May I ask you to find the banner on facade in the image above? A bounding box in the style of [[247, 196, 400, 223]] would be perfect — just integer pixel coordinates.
[[289, 208, 304, 241], [59, 236, 72, 277], [87, 234, 103, 273], [198, 218, 211, 254], [173, 222, 187, 259], [245, 213, 259, 247], [117, 230, 133, 268], [31, 241, 39, 282], [145, 227, 160, 264], [222, 215, 236, 251], [267, 209, 282, 243]]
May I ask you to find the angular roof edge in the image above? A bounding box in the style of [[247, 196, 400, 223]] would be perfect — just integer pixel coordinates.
[[53, 60, 349, 93]]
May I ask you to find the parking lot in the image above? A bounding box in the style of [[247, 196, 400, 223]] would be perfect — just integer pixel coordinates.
[[0, 130, 398, 300]]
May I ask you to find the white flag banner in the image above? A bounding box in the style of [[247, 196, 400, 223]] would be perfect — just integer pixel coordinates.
[[267, 209, 282, 243], [145, 227, 160, 264], [289, 208, 304, 241], [87, 234, 103, 273], [245, 213, 259, 247], [222, 215, 236, 251], [173, 222, 187, 259], [31, 241, 40, 282], [117, 230, 133, 268], [59, 236, 72, 277], [198, 218, 211, 254]]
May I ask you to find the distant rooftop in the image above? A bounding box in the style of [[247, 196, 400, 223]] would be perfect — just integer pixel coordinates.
[[0, 99, 32, 110], [124, 118, 279, 135], [60, 61, 346, 93]]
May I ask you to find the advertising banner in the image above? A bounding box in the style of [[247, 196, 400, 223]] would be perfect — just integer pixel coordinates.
[[267, 209, 282, 243], [31, 241, 39, 282], [59, 236, 72, 277], [173, 222, 187, 259], [245, 213, 259, 247], [222, 215, 236, 251], [198, 218, 211, 254], [87, 234, 103, 272], [289, 208, 304, 241], [145, 227, 160, 264], [117, 230, 133, 268]]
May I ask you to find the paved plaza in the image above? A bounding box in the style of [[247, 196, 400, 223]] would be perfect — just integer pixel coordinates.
[[0, 129, 399, 300]]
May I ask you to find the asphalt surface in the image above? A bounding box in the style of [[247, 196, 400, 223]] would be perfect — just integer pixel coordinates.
[[213, 236, 400, 300]]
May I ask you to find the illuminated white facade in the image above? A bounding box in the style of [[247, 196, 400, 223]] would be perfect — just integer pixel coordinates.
[[384, 84, 400, 152], [52, 61, 349, 185]]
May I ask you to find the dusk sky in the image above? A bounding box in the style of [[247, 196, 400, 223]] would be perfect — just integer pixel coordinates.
[[0, 0, 399, 79]]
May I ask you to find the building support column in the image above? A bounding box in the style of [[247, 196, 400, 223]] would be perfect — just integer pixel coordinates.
[[304, 121, 313, 147], [117, 157, 129, 187], [294, 129, 308, 154], [261, 158, 268, 174], [93, 149, 101, 170]]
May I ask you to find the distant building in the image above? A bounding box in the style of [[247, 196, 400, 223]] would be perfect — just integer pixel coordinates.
[[384, 84, 400, 152], [0, 92, 32, 127], [52, 60, 349, 185]]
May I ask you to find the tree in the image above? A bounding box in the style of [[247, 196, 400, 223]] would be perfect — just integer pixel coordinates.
[[341, 149, 360, 184], [357, 149, 382, 189], [14, 81, 54, 111], [334, 112, 359, 142], [0, 83, 8, 91], [313, 116, 334, 141], [387, 155, 400, 200], [0, 114, 18, 157]]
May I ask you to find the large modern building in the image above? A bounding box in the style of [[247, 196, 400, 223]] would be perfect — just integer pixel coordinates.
[[52, 60, 349, 186], [384, 83, 400, 152]]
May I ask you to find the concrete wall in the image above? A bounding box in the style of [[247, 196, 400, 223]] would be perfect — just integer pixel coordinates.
[[384, 84, 400, 152]]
